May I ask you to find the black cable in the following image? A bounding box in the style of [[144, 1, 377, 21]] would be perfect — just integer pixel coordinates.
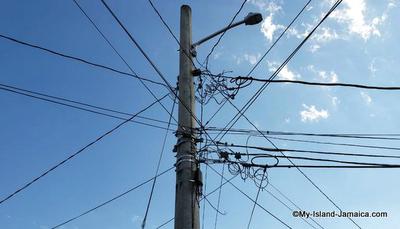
[[213, 164, 225, 229], [246, 168, 267, 229], [265, 135, 400, 151], [156, 173, 239, 229], [71, 0, 178, 125], [0, 93, 169, 205], [51, 166, 174, 228], [216, 0, 342, 142], [202, 2, 363, 227], [0, 82, 176, 127], [146, 0, 198, 68], [207, 127, 400, 141], [222, 143, 400, 159], [0, 85, 173, 131], [203, 0, 247, 70], [100, 0, 223, 159], [233, 77, 400, 90], [246, 0, 311, 77], [205, 0, 311, 138], [269, 183, 325, 229], [141, 96, 176, 229], [265, 188, 320, 229], [0, 34, 165, 87], [206, 164, 293, 229]]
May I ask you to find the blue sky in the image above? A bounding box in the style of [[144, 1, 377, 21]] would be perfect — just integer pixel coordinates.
[[1, 0, 400, 228]]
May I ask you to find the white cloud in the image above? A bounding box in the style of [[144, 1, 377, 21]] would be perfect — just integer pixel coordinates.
[[360, 91, 372, 105], [309, 44, 321, 53], [300, 104, 329, 122], [312, 27, 339, 42], [244, 53, 261, 65], [330, 0, 393, 40], [261, 15, 285, 42], [268, 61, 300, 81], [308, 65, 339, 83], [250, 0, 282, 14], [330, 96, 340, 106]]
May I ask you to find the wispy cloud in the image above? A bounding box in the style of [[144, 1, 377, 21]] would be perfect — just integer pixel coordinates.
[[300, 104, 329, 122], [244, 53, 261, 65], [330, 0, 396, 40], [260, 15, 284, 42], [308, 65, 339, 83], [360, 91, 372, 105], [268, 61, 300, 81]]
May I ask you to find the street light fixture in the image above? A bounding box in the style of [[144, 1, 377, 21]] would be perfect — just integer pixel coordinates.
[[191, 12, 263, 56]]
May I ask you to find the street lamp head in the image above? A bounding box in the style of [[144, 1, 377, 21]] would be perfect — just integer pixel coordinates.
[[244, 12, 263, 25]]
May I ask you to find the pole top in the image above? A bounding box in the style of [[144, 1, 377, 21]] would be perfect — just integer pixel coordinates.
[[181, 5, 191, 11]]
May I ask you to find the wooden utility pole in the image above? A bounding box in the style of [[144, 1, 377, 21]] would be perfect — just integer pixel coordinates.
[[175, 4, 200, 229]]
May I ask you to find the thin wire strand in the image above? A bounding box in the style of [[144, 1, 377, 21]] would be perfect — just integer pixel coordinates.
[[268, 183, 325, 229], [0, 34, 165, 87], [207, 164, 293, 229], [0, 93, 170, 205], [141, 96, 177, 229], [51, 167, 174, 229], [203, 0, 248, 69], [0, 82, 176, 127], [246, 168, 267, 229], [72, 0, 178, 125], [213, 164, 225, 229]]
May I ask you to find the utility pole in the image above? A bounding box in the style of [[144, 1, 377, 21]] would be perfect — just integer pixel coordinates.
[[175, 5, 200, 229]]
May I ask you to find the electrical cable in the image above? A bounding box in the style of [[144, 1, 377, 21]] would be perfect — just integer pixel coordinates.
[[51, 166, 174, 228], [246, 168, 267, 229], [72, 0, 178, 125], [0, 34, 165, 88], [156, 173, 239, 229], [221, 142, 400, 159], [213, 164, 225, 229], [141, 96, 177, 229], [268, 183, 325, 229], [203, 0, 247, 70], [203, 0, 311, 126], [0, 93, 169, 205], [0, 83, 176, 128], [207, 164, 293, 229], [216, 0, 342, 142], [231, 77, 400, 90]]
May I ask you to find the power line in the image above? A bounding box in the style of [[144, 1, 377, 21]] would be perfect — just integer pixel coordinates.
[[246, 168, 267, 229], [0, 82, 176, 127], [265, 188, 321, 229], [0, 34, 165, 88], [100, 0, 223, 160], [215, 0, 342, 141], [146, 0, 179, 46], [268, 183, 325, 229], [206, 127, 400, 141], [71, 0, 178, 125], [203, 0, 247, 69], [0, 92, 169, 205], [201, 1, 363, 227], [231, 77, 400, 90], [0, 84, 174, 131], [156, 173, 239, 229], [213, 165, 225, 229], [203, 0, 311, 126], [141, 96, 177, 229], [220, 142, 400, 159], [207, 164, 293, 229], [51, 167, 174, 229], [265, 135, 400, 151]]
